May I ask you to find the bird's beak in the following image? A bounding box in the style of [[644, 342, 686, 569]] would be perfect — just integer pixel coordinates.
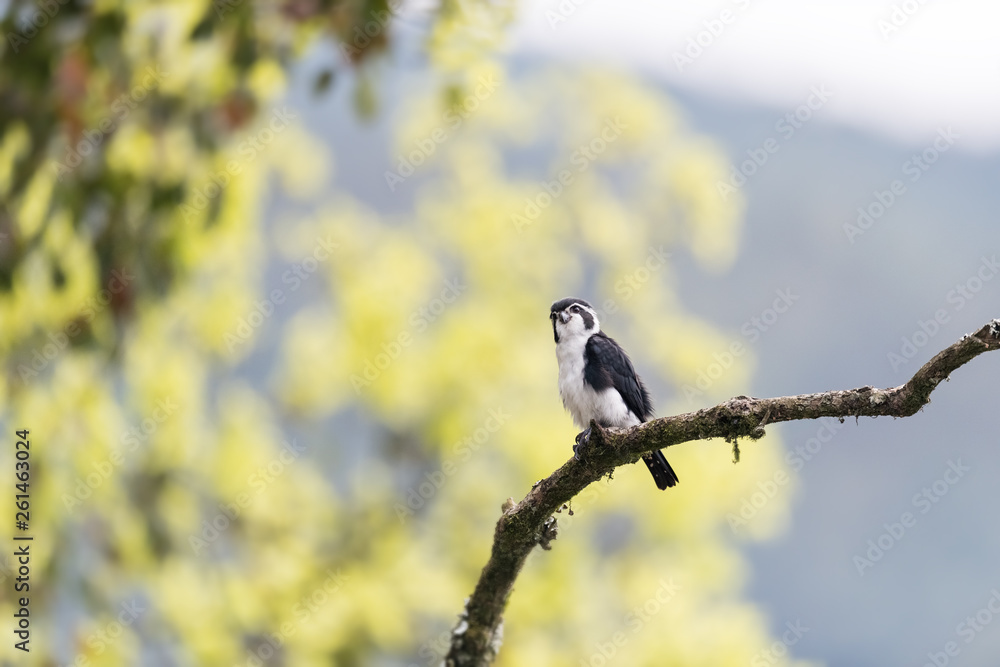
[[558, 311, 570, 324]]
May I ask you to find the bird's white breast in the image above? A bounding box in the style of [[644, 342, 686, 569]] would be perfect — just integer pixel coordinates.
[[556, 334, 638, 429]]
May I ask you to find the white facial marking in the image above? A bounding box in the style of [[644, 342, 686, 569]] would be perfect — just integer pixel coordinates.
[[553, 303, 599, 341]]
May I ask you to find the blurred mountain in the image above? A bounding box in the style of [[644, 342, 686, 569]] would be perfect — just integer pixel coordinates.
[[282, 47, 1000, 667]]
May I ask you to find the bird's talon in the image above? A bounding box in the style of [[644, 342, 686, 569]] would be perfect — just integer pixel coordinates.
[[573, 427, 591, 460]]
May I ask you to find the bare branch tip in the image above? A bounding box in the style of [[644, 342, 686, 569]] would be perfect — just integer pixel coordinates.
[[444, 319, 1000, 666]]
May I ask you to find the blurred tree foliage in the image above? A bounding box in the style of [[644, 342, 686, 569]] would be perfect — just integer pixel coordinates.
[[0, 0, 817, 666]]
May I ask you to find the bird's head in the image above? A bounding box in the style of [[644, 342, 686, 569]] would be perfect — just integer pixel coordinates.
[[550, 297, 600, 343]]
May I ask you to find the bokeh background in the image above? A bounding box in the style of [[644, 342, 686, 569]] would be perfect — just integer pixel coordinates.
[[1, 1, 998, 665]]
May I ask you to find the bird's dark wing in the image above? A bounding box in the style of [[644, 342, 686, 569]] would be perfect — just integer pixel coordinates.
[[585, 332, 677, 491], [584, 332, 654, 422]]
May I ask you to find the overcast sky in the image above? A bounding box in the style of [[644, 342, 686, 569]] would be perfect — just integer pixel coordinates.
[[504, 0, 1000, 151]]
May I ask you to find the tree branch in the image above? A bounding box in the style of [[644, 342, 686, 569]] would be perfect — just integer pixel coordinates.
[[444, 320, 1000, 666]]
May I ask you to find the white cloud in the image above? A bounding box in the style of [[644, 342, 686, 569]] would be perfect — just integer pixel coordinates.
[[511, 0, 1000, 150]]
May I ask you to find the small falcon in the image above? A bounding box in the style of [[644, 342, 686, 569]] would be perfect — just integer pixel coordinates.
[[550, 297, 679, 490]]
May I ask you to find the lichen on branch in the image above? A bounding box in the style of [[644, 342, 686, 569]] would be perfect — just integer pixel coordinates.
[[445, 320, 1000, 667]]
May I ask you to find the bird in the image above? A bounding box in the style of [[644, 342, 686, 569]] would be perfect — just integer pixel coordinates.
[[550, 297, 679, 490]]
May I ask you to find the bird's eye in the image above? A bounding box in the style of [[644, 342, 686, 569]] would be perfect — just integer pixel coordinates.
[[571, 306, 580, 313]]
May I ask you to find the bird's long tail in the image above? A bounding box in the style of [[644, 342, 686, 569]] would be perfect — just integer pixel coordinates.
[[642, 450, 679, 491]]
